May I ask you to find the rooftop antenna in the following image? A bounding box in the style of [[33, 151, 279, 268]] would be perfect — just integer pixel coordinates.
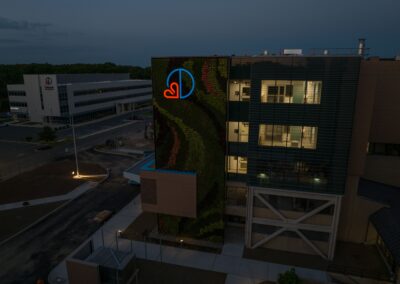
[[358, 38, 366, 56]]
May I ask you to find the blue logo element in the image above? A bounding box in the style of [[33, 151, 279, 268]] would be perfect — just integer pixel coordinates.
[[164, 68, 195, 100]]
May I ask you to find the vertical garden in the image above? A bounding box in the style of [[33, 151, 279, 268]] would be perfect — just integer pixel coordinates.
[[152, 57, 228, 242]]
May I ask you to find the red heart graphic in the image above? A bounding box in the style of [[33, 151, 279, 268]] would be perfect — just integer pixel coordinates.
[[163, 82, 180, 99]]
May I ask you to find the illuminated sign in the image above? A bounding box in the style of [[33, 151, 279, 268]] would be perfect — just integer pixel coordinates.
[[45, 77, 52, 85], [44, 76, 54, 91], [163, 68, 195, 99]]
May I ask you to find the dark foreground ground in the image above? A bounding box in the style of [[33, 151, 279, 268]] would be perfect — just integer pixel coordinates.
[[134, 258, 226, 284], [0, 151, 139, 284], [0, 160, 105, 204], [0, 201, 65, 242]]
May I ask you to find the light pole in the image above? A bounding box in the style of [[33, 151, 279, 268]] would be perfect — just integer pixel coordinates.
[[71, 115, 79, 177]]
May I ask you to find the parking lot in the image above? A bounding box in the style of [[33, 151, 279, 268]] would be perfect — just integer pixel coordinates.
[[0, 109, 151, 143], [0, 125, 43, 142]]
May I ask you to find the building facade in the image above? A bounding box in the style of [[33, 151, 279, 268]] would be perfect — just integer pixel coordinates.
[[134, 54, 400, 282], [228, 56, 360, 260], [7, 74, 152, 123], [139, 55, 358, 256]]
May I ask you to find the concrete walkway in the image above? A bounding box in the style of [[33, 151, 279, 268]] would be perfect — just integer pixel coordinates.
[[48, 195, 330, 284], [0, 181, 97, 211]]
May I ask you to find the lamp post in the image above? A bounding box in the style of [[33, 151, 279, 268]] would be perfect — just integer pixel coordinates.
[[71, 115, 79, 177]]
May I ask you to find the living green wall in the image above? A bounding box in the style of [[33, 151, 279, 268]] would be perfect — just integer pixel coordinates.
[[152, 57, 228, 242]]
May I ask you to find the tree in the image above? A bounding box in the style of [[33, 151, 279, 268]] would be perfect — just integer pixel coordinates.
[[278, 268, 302, 284], [38, 126, 56, 142]]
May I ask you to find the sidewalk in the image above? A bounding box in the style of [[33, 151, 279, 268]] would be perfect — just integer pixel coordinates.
[[0, 181, 97, 211], [48, 195, 330, 284]]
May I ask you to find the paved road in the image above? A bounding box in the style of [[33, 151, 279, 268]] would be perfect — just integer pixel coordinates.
[[0, 118, 148, 180], [0, 109, 151, 143], [0, 152, 139, 284]]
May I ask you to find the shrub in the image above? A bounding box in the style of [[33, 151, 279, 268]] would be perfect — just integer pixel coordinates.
[[278, 268, 302, 284], [38, 126, 56, 142]]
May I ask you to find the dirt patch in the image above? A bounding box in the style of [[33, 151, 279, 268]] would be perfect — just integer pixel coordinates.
[[0, 160, 105, 204], [134, 258, 226, 284], [0, 201, 65, 242]]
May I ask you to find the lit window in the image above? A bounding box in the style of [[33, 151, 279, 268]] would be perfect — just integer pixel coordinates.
[[259, 124, 317, 149], [227, 121, 249, 142], [229, 80, 251, 101], [227, 156, 247, 174], [261, 80, 321, 104]]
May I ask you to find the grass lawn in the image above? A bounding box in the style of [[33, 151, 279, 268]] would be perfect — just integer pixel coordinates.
[[0, 201, 65, 242], [0, 160, 105, 204]]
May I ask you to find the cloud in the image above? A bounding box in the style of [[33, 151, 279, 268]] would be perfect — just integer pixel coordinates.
[[0, 17, 51, 31]]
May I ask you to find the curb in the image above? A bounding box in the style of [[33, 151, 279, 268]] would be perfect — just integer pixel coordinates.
[[93, 147, 142, 159]]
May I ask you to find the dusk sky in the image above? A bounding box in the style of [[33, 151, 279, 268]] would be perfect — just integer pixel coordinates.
[[0, 0, 399, 66]]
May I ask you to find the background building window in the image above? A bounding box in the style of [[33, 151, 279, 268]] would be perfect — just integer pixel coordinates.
[[227, 121, 249, 142], [368, 143, 400, 156], [229, 80, 251, 101], [227, 156, 247, 174], [259, 124, 317, 149], [261, 80, 321, 104]]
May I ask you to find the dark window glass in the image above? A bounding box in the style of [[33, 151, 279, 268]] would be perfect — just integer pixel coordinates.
[[74, 84, 151, 96]]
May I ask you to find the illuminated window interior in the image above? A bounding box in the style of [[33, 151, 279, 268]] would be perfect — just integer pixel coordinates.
[[229, 80, 251, 101], [258, 124, 317, 149], [261, 80, 321, 104], [227, 121, 249, 142], [227, 156, 247, 174]]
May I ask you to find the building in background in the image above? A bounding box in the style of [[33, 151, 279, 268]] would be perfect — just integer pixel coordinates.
[[7, 74, 152, 124]]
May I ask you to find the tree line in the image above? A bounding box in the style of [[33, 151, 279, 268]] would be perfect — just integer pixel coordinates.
[[0, 63, 151, 112]]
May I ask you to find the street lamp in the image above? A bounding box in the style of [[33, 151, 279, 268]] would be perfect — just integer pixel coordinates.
[[70, 115, 80, 177]]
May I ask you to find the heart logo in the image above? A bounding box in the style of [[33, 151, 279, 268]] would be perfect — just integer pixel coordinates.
[[163, 82, 180, 99]]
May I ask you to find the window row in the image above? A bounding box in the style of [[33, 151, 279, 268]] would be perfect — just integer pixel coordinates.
[[226, 156, 247, 174], [368, 143, 400, 157], [9, 101, 27, 107], [255, 160, 327, 186], [74, 91, 151, 107], [226, 156, 328, 187], [228, 80, 251, 101], [8, 91, 26, 97], [227, 122, 318, 149], [259, 124, 317, 149], [74, 84, 152, 96], [227, 121, 249, 142], [228, 80, 322, 104], [261, 80, 321, 104]]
